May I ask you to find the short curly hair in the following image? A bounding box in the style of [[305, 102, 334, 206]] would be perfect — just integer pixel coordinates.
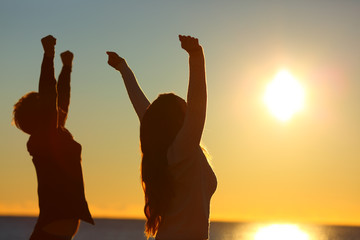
[[13, 92, 42, 134]]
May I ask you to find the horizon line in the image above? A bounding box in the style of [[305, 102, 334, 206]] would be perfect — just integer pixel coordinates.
[[1, 214, 360, 228]]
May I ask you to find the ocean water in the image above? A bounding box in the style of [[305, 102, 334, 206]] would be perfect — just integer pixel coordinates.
[[1, 216, 360, 240]]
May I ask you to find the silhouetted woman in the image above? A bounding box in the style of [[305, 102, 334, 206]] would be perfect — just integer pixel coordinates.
[[13, 35, 94, 240], [107, 35, 217, 240]]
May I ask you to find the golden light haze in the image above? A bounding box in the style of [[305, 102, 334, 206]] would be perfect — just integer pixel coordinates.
[[1, 1, 360, 227]]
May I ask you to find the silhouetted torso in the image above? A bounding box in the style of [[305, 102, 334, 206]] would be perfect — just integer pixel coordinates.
[[156, 147, 217, 240], [27, 127, 94, 229]]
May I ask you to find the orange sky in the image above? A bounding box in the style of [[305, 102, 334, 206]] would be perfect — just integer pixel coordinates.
[[1, 1, 360, 226]]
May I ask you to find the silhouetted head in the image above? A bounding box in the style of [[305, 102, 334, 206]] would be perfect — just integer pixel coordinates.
[[13, 92, 42, 135], [140, 93, 187, 155], [140, 93, 187, 238]]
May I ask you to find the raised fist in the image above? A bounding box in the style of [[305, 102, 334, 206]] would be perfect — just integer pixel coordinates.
[[106, 51, 126, 70], [41, 35, 56, 57], [60, 51, 73, 66], [179, 35, 201, 54]]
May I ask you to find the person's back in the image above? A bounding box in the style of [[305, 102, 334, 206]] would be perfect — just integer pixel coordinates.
[[13, 35, 93, 240], [27, 128, 93, 230], [107, 35, 217, 240]]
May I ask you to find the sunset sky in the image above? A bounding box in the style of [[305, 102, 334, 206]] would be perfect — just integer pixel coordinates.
[[1, 1, 360, 226]]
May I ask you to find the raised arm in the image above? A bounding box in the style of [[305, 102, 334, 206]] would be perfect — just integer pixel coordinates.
[[106, 51, 150, 121], [39, 35, 58, 129], [168, 35, 207, 164], [57, 51, 73, 127]]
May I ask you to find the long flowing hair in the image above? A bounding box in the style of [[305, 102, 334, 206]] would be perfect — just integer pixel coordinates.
[[140, 93, 187, 238]]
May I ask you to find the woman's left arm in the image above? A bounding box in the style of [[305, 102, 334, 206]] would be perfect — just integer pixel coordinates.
[[107, 51, 150, 121]]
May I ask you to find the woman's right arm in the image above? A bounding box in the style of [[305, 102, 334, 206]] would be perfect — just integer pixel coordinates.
[[107, 52, 150, 121], [167, 35, 207, 166]]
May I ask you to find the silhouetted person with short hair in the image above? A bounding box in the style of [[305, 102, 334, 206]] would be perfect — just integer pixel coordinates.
[[13, 35, 94, 240], [107, 35, 217, 240]]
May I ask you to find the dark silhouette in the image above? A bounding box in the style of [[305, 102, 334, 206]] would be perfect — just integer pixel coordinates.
[[107, 35, 217, 239], [13, 35, 94, 240]]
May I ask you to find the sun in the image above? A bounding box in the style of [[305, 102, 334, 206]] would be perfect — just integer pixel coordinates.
[[264, 70, 305, 121], [254, 224, 310, 240]]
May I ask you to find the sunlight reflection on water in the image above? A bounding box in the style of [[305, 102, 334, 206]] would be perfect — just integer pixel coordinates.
[[245, 223, 326, 240], [253, 224, 309, 240], [210, 222, 331, 240]]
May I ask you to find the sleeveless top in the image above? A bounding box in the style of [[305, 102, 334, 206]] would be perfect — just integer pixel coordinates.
[[27, 128, 94, 228], [156, 146, 217, 240]]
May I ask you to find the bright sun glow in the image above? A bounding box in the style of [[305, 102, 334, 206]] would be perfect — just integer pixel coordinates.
[[254, 224, 310, 240], [264, 70, 305, 121]]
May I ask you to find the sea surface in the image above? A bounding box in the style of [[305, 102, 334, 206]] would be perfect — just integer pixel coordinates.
[[1, 216, 360, 240]]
